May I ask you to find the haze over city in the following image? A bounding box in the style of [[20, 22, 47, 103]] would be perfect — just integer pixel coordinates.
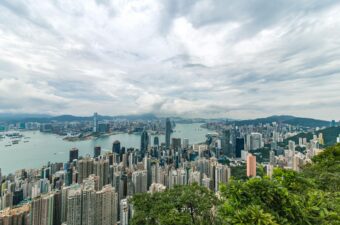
[[0, 0, 340, 120]]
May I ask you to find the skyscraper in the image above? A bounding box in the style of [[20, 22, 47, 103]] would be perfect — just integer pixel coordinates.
[[153, 136, 159, 146], [66, 186, 82, 225], [140, 130, 149, 157], [94, 146, 101, 158], [165, 118, 172, 149], [93, 112, 98, 133], [221, 130, 231, 157], [69, 148, 79, 163], [235, 138, 244, 158], [95, 185, 118, 225], [172, 138, 181, 150], [246, 154, 256, 177], [112, 140, 121, 154], [132, 170, 147, 194]]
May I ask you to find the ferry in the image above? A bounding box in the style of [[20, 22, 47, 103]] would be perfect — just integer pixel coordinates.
[[12, 140, 19, 144], [5, 144, 11, 147]]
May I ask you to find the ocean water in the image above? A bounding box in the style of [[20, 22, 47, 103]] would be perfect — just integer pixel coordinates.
[[0, 123, 210, 174]]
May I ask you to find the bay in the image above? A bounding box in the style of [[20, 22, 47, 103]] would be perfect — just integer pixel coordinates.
[[0, 123, 210, 174]]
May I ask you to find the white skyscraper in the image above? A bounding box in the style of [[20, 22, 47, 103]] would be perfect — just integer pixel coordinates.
[[93, 112, 98, 133]]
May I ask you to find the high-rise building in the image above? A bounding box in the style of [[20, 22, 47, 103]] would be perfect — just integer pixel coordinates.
[[140, 130, 149, 157], [93, 112, 98, 133], [94, 159, 110, 190], [132, 170, 147, 194], [66, 186, 82, 225], [0, 204, 30, 225], [220, 130, 231, 157], [235, 138, 244, 158], [172, 138, 181, 150], [246, 154, 256, 177], [165, 118, 172, 149], [120, 199, 130, 225], [95, 185, 118, 225], [81, 181, 95, 225], [153, 136, 159, 146], [77, 157, 94, 184], [182, 138, 189, 149], [94, 146, 101, 158], [248, 133, 263, 150], [337, 134, 340, 143], [31, 192, 54, 225], [112, 140, 121, 154], [69, 148, 79, 163]]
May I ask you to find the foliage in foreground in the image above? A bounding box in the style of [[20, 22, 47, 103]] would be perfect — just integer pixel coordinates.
[[130, 144, 340, 224]]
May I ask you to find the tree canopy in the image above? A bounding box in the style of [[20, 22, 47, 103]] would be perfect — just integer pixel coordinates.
[[130, 144, 340, 224]]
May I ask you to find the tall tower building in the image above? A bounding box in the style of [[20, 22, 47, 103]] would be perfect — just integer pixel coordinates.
[[93, 112, 98, 133], [220, 130, 231, 157], [31, 192, 54, 225], [69, 148, 79, 163], [112, 140, 121, 154], [66, 186, 82, 225], [81, 181, 95, 225], [132, 170, 147, 194], [235, 138, 244, 158], [165, 118, 172, 149], [120, 199, 130, 225], [140, 130, 149, 157], [246, 154, 257, 177], [95, 185, 118, 225], [153, 136, 159, 146], [94, 146, 101, 158], [94, 159, 110, 190]]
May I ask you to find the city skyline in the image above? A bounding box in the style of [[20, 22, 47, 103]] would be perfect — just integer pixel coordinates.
[[0, 0, 340, 119]]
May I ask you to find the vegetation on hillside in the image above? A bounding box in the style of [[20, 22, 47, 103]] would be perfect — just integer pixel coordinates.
[[130, 144, 340, 224]]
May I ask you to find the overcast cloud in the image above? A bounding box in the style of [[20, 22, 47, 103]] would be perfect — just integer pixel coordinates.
[[0, 0, 340, 120]]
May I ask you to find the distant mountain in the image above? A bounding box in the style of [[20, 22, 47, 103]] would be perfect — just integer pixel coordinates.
[[285, 126, 340, 146], [231, 115, 330, 127], [0, 113, 159, 123]]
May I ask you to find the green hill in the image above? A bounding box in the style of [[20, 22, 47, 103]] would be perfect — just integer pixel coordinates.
[[286, 126, 340, 146]]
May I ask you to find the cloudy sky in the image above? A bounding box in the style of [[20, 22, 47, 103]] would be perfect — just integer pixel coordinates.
[[0, 0, 340, 120]]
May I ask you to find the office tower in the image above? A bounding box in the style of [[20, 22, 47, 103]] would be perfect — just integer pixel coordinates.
[[246, 154, 257, 177], [172, 138, 181, 150], [69, 148, 79, 163], [235, 138, 244, 158], [95, 185, 118, 225], [66, 186, 82, 225], [94, 146, 101, 158], [248, 133, 263, 150], [93, 112, 98, 133], [31, 192, 54, 225], [220, 130, 231, 157], [120, 199, 129, 225], [132, 170, 147, 194], [215, 164, 230, 192], [0, 204, 30, 225], [165, 118, 172, 149], [337, 134, 340, 143], [81, 181, 95, 225], [94, 159, 110, 190], [182, 138, 189, 149], [112, 140, 121, 154], [153, 136, 159, 146], [53, 191, 62, 225], [77, 157, 94, 184], [140, 130, 149, 157]]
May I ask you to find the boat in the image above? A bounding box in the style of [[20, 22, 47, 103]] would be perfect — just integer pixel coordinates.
[[5, 144, 11, 147], [24, 140, 29, 143], [12, 140, 19, 144]]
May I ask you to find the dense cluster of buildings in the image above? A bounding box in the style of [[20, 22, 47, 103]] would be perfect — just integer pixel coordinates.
[[1, 117, 338, 224]]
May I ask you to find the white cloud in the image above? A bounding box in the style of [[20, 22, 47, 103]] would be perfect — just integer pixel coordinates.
[[0, 0, 339, 120]]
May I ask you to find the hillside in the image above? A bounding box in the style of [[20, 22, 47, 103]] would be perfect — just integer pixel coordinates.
[[232, 115, 330, 127], [285, 126, 340, 146]]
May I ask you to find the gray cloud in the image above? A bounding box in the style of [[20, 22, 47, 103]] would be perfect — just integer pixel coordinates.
[[0, 0, 339, 120]]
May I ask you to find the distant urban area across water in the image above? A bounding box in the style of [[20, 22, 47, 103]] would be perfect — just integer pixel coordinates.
[[0, 123, 211, 174]]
